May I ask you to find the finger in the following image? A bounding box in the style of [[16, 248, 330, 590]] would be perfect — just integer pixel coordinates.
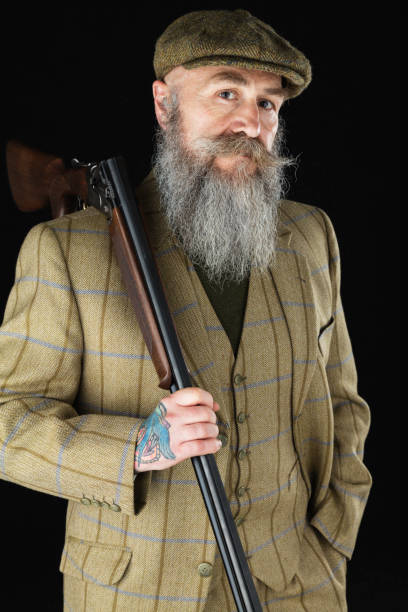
[[172, 387, 214, 408], [179, 422, 219, 443], [178, 405, 218, 425], [179, 437, 222, 459]]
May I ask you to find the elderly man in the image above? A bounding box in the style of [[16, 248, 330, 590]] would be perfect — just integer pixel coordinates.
[[0, 9, 371, 611]]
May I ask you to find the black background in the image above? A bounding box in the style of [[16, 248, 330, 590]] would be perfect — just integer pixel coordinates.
[[1, 4, 389, 610]]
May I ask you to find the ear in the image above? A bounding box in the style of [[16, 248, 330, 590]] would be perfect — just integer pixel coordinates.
[[152, 80, 171, 129]]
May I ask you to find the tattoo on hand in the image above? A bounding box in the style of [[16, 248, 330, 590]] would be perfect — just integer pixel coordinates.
[[135, 401, 176, 469]]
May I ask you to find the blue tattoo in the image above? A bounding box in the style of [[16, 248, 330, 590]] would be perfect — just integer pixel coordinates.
[[135, 401, 176, 468]]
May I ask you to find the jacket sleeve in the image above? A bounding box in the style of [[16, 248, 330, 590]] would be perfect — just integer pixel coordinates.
[[309, 209, 372, 560], [0, 222, 151, 516]]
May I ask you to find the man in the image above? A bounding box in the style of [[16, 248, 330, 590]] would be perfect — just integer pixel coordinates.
[[0, 9, 371, 611]]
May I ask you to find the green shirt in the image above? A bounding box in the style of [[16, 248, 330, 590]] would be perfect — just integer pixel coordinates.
[[194, 265, 250, 357]]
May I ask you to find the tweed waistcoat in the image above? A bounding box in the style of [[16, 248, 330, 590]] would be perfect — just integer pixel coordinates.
[[189, 250, 308, 591], [0, 169, 372, 610]]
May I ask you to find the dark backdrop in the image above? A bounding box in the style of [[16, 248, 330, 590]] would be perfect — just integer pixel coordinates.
[[1, 4, 388, 610]]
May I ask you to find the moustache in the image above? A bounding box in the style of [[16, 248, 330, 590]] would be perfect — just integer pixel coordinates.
[[191, 133, 277, 169]]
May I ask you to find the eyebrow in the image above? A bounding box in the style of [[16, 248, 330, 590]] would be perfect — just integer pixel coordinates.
[[205, 70, 287, 98]]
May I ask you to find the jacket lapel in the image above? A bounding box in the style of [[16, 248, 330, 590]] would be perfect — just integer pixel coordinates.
[[268, 224, 318, 421]]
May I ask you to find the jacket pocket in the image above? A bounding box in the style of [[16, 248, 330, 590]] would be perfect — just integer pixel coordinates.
[[247, 460, 309, 592], [318, 316, 335, 362], [59, 535, 132, 586]]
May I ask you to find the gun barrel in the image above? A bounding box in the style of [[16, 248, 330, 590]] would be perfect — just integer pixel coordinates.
[[100, 156, 262, 612]]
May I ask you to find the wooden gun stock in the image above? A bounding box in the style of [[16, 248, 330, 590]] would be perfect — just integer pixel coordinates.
[[6, 139, 87, 218], [110, 207, 172, 389]]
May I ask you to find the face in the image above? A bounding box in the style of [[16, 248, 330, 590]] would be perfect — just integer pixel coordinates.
[[153, 65, 285, 175], [151, 70, 294, 285]]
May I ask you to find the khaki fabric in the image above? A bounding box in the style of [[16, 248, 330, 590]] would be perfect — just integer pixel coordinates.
[[0, 169, 371, 610], [203, 524, 347, 611]]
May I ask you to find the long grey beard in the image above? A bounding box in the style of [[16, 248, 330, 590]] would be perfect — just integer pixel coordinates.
[[153, 106, 295, 286]]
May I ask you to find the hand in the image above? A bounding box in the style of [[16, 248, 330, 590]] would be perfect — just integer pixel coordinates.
[[134, 387, 221, 472]]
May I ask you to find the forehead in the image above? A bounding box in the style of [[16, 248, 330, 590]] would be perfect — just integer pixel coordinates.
[[165, 65, 283, 92]]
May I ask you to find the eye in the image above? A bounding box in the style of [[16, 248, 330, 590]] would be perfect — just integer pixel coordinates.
[[218, 90, 236, 100], [259, 99, 276, 111]]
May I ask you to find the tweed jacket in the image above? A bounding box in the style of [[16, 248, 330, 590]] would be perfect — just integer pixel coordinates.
[[0, 169, 371, 610]]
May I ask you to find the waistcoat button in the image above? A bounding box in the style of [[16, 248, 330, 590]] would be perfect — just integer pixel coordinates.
[[233, 374, 246, 385], [238, 449, 247, 461], [198, 562, 213, 577], [237, 486, 246, 497], [237, 412, 246, 424], [217, 433, 228, 447]]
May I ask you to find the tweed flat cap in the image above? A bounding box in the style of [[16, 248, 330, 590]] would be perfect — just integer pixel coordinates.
[[154, 10, 312, 98]]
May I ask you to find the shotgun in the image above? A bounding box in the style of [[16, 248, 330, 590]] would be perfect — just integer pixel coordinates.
[[6, 141, 262, 612]]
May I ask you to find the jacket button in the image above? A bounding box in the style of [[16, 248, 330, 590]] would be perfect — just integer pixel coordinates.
[[237, 486, 247, 497], [233, 373, 246, 385], [101, 501, 111, 510], [110, 503, 121, 512], [91, 498, 101, 507], [80, 496, 91, 505], [198, 562, 213, 577], [237, 412, 246, 424], [238, 449, 247, 461], [217, 433, 228, 448]]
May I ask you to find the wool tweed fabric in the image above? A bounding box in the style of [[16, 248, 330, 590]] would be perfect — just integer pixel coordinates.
[[0, 170, 371, 610], [153, 10, 312, 99]]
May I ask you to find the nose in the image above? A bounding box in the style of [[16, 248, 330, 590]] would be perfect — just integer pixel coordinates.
[[229, 100, 261, 139]]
